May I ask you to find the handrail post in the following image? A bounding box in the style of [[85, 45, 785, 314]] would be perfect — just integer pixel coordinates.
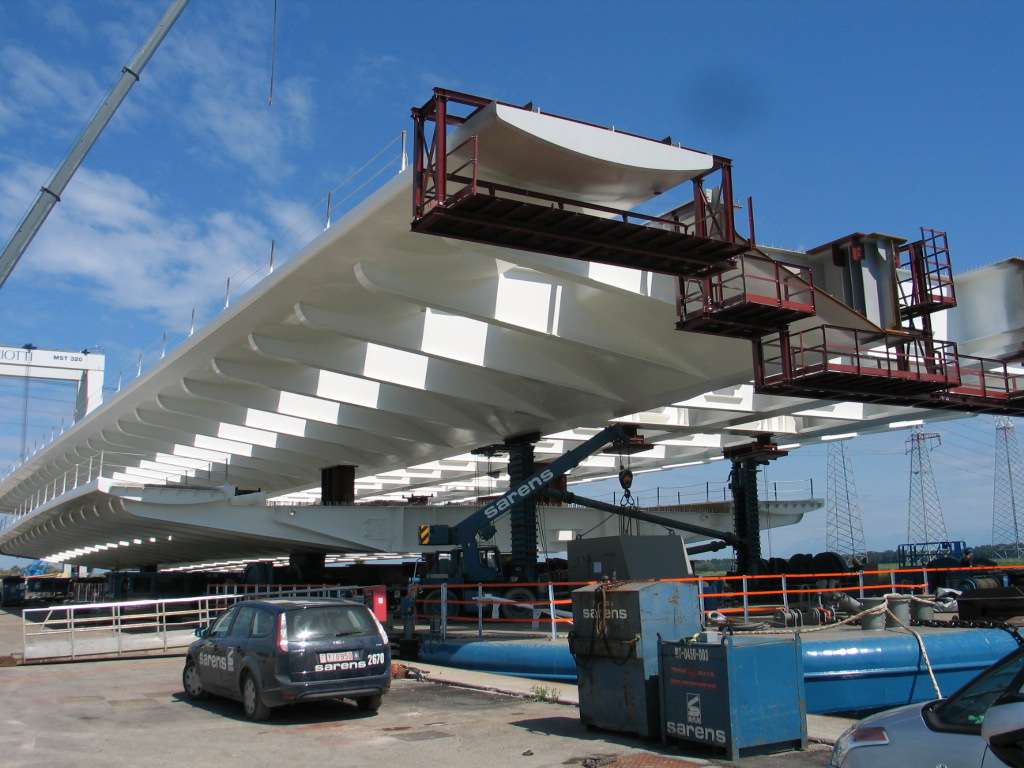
[[742, 576, 750, 621], [697, 576, 705, 624], [440, 583, 448, 641], [435, 95, 448, 206], [781, 574, 789, 612], [548, 582, 557, 642], [160, 601, 167, 650], [476, 583, 484, 638]]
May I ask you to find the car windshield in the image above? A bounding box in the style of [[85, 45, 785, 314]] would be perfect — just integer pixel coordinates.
[[286, 605, 376, 642], [930, 648, 1024, 731]]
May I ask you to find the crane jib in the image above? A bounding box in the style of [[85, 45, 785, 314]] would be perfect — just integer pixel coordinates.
[[481, 468, 556, 520], [469, 423, 632, 535]]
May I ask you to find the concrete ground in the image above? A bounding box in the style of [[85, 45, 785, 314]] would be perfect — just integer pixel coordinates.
[[0, 607, 852, 767], [413, 659, 856, 747]]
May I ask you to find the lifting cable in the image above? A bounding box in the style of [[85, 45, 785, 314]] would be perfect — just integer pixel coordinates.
[[268, 0, 278, 106]]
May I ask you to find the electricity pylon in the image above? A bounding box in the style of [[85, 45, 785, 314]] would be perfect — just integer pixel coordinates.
[[906, 425, 948, 544], [992, 416, 1024, 558], [825, 439, 867, 562]]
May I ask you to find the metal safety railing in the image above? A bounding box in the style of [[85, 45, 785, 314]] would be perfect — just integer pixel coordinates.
[[756, 325, 962, 399], [679, 254, 815, 325], [205, 583, 359, 599], [22, 594, 236, 662], [898, 228, 956, 318], [942, 354, 1024, 404], [416, 581, 577, 642], [21, 563, 1022, 661], [2, 451, 229, 525], [417, 563, 1024, 639], [20, 585, 365, 663]]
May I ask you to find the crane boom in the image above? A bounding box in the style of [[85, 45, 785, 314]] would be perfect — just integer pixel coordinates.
[[418, 423, 643, 582], [421, 424, 636, 548], [0, 0, 190, 290]]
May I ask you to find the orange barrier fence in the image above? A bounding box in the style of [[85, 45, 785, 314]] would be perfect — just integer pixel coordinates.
[[415, 563, 1019, 639]]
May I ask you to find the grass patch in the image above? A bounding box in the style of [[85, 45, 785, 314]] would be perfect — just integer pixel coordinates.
[[527, 684, 562, 703]]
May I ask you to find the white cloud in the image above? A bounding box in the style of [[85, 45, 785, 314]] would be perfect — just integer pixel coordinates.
[[0, 158, 273, 330], [43, 3, 85, 37], [341, 53, 403, 99], [149, 6, 317, 184], [0, 46, 103, 133]]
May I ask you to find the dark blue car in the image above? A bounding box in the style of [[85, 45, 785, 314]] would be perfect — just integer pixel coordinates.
[[183, 597, 391, 720]]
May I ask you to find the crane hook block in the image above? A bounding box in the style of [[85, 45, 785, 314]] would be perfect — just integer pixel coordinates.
[[618, 467, 634, 490]]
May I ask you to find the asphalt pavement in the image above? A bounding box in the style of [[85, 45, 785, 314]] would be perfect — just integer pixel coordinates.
[[0, 607, 850, 767]]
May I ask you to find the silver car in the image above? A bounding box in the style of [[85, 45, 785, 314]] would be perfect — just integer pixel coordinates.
[[830, 645, 1024, 767]]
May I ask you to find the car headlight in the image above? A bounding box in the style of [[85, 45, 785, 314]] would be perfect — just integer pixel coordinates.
[[829, 726, 890, 767]]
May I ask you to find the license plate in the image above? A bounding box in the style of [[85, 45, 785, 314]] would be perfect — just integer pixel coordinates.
[[318, 651, 355, 663]]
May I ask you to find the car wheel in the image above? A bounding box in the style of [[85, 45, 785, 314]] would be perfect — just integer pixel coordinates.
[[501, 587, 536, 620], [356, 694, 382, 712], [241, 673, 271, 721], [182, 657, 209, 701]]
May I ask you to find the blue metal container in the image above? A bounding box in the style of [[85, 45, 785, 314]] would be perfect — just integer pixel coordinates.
[[660, 633, 807, 761], [570, 581, 702, 738]]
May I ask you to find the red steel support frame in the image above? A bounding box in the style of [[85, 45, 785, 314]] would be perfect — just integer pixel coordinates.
[[414, 93, 1018, 420], [412, 89, 492, 219], [413, 89, 539, 219], [693, 157, 737, 244], [411, 89, 744, 279], [898, 228, 956, 319]]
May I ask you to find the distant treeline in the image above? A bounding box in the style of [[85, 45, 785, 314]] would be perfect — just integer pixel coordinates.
[[691, 544, 1020, 574]]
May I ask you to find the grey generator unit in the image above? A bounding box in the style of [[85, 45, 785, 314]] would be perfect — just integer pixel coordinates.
[[570, 580, 702, 738], [567, 534, 692, 582]]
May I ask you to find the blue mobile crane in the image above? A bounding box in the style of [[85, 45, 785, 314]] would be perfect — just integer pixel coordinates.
[[415, 424, 646, 617], [414, 424, 740, 619]]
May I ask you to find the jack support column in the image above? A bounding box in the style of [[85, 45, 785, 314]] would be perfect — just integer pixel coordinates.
[[321, 465, 356, 506], [505, 437, 540, 583], [730, 458, 764, 575]]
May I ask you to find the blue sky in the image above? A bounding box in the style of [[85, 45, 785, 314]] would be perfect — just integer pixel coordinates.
[[0, 0, 1022, 566]]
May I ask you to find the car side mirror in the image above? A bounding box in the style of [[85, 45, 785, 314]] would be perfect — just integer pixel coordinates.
[[982, 700, 1024, 768], [194, 624, 208, 638]]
